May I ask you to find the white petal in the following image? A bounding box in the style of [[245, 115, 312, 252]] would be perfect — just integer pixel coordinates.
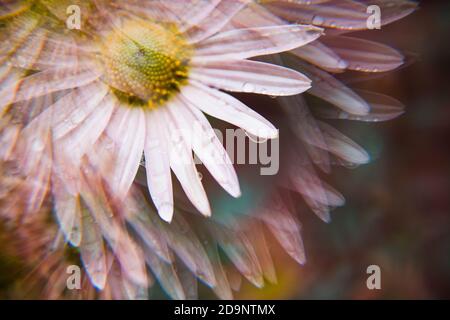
[[290, 41, 349, 73], [144, 110, 174, 222], [211, 225, 264, 288], [81, 179, 147, 287], [294, 60, 370, 115], [318, 121, 370, 165], [181, 81, 278, 139], [322, 36, 404, 72], [260, 196, 306, 265], [52, 179, 82, 247], [126, 189, 172, 262], [0, 65, 101, 105], [161, 106, 211, 217], [316, 90, 405, 122], [165, 0, 222, 32], [79, 205, 107, 290], [288, 162, 333, 222], [186, 0, 251, 43], [106, 107, 146, 198], [191, 59, 311, 96], [173, 97, 241, 198], [193, 24, 322, 63], [162, 214, 216, 287], [58, 92, 116, 163], [51, 81, 109, 140], [142, 248, 186, 300]]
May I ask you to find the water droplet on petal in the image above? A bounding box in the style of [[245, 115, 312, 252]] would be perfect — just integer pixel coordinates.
[[243, 83, 255, 93], [312, 15, 325, 25]]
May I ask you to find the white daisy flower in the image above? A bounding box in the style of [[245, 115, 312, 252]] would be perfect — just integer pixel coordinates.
[[0, 0, 416, 300], [0, 0, 322, 224]]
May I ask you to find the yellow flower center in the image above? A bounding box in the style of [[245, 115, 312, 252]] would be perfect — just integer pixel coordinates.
[[100, 20, 192, 109]]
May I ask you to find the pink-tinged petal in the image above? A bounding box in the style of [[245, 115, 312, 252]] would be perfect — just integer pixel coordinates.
[[358, 0, 418, 27], [126, 189, 172, 262], [24, 139, 52, 214], [119, 276, 148, 300], [286, 58, 370, 115], [81, 178, 148, 287], [161, 106, 212, 217], [265, 0, 370, 30], [52, 179, 82, 247], [318, 121, 370, 165], [193, 24, 322, 62], [144, 110, 174, 222], [0, 65, 23, 114], [211, 224, 264, 288], [290, 41, 348, 73], [0, 66, 102, 105], [266, 0, 417, 32], [260, 195, 307, 265], [317, 90, 405, 122], [321, 181, 346, 208], [191, 59, 311, 96], [51, 81, 109, 140], [141, 247, 186, 300], [7, 29, 93, 70], [105, 0, 179, 25], [177, 263, 198, 300], [173, 97, 241, 198], [110, 231, 148, 287], [210, 246, 234, 300], [58, 92, 116, 163], [182, 81, 278, 139], [162, 214, 216, 287], [186, 0, 251, 43], [106, 107, 146, 198], [279, 94, 331, 173], [245, 221, 277, 284], [229, 2, 287, 29], [13, 96, 53, 214], [0, 11, 39, 56], [164, 0, 222, 32], [288, 162, 333, 223], [79, 204, 107, 290], [226, 266, 243, 292], [322, 36, 404, 72]]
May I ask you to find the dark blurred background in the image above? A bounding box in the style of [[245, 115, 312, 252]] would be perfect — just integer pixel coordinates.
[[236, 0, 450, 299]]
